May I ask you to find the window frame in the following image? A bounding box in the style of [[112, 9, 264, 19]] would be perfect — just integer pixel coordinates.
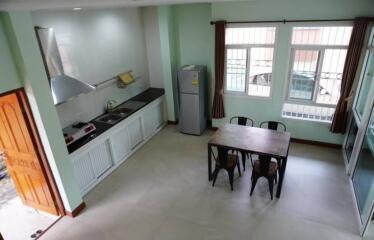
[[284, 22, 353, 109], [352, 26, 374, 125], [224, 23, 279, 99]]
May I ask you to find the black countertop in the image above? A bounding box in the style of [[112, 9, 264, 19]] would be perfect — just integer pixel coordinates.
[[67, 88, 165, 154]]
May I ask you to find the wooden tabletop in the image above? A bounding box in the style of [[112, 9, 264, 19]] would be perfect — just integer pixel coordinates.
[[209, 124, 291, 158]]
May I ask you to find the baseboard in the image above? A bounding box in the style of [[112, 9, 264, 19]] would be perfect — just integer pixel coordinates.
[[291, 138, 342, 149], [66, 202, 86, 217]]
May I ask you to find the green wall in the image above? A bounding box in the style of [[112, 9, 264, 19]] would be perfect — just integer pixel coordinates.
[[172, 4, 213, 118], [170, 0, 374, 144], [158, 6, 178, 121], [0, 14, 21, 94], [2, 12, 83, 212]]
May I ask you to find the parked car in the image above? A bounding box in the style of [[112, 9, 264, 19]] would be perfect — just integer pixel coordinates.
[[249, 72, 330, 96]]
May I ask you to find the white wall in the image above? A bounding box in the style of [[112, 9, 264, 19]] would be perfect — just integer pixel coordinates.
[[31, 8, 150, 127], [142, 7, 164, 89]]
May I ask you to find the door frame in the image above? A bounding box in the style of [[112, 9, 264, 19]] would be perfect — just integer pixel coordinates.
[[344, 25, 374, 236], [0, 87, 66, 216]]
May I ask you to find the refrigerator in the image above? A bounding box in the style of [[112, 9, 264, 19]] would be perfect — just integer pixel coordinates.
[[178, 65, 207, 135]]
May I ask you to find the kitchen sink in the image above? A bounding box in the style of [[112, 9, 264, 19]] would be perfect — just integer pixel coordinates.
[[94, 100, 147, 125], [95, 114, 122, 125], [119, 100, 147, 110], [110, 107, 133, 117]]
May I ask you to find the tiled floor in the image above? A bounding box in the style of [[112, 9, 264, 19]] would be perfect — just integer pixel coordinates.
[[40, 126, 363, 240], [0, 177, 58, 240]]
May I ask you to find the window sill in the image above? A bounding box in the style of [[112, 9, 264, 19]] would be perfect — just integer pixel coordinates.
[[281, 115, 332, 124], [224, 92, 272, 100]]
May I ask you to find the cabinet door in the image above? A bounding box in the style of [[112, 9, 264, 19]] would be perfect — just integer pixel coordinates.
[[72, 153, 96, 193], [89, 141, 113, 177], [143, 101, 165, 139], [143, 108, 157, 139], [154, 101, 164, 129], [128, 117, 143, 149], [110, 125, 131, 164]]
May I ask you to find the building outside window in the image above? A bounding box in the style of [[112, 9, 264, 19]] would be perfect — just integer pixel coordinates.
[[225, 25, 276, 97], [282, 24, 353, 122]]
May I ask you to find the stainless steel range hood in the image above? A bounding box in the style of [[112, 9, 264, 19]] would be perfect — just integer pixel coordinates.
[[35, 27, 95, 105]]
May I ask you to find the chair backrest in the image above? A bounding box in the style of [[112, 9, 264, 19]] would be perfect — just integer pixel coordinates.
[[230, 116, 254, 127], [258, 155, 272, 175], [214, 146, 237, 169], [260, 121, 286, 132], [215, 146, 230, 167]]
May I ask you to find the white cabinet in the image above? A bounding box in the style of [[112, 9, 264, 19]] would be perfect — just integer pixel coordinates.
[[70, 95, 166, 196], [110, 125, 131, 164], [128, 116, 143, 149], [89, 141, 113, 177], [72, 140, 113, 193], [72, 153, 96, 193]]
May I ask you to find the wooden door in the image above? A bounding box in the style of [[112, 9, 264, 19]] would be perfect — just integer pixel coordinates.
[[0, 93, 59, 215]]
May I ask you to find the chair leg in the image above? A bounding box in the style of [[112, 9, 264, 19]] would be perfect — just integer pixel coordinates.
[[228, 169, 234, 191], [237, 161, 241, 177], [241, 151, 246, 171], [268, 177, 274, 200], [274, 172, 278, 184], [250, 173, 258, 196], [212, 165, 220, 187]]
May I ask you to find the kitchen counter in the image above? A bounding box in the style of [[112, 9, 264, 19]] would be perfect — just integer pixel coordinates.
[[67, 88, 165, 154]]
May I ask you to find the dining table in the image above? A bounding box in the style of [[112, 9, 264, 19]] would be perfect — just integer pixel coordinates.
[[207, 123, 291, 198]]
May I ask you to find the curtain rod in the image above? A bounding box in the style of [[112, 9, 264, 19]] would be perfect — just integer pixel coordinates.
[[210, 18, 357, 25]]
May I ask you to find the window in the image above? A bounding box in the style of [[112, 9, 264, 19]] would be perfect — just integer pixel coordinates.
[[225, 26, 276, 97], [283, 25, 353, 122]]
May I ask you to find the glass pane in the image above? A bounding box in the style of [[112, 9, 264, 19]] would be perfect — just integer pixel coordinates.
[[289, 50, 319, 100], [356, 53, 374, 119], [317, 49, 347, 105], [226, 27, 276, 45], [226, 49, 247, 92], [345, 118, 358, 162], [248, 47, 273, 97], [353, 109, 374, 223], [292, 26, 352, 46]]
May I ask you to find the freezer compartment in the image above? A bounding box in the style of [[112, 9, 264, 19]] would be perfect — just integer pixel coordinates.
[[178, 70, 200, 94]]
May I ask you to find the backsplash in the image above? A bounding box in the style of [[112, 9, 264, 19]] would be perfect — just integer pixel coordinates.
[[56, 80, 149, 128]]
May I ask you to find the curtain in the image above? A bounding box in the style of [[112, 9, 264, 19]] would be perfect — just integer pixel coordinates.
[[212, 21, 226, 119], [330, 18, 370, 134]]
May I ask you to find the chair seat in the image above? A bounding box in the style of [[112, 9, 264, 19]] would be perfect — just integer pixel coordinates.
[[254, 160, 277, 175], [216, 154, 238, 168]]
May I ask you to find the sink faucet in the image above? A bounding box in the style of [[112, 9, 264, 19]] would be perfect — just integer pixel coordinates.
[[106, 99, 117, 113]]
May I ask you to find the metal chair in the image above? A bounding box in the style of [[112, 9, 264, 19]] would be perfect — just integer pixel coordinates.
[[229, 116, 255, 171], [230, 116, 254, 127], [250, 154, 278, 200], [259, 121, 287, 132], [211, 146, 241, 191], [258, 120, 287, 183]]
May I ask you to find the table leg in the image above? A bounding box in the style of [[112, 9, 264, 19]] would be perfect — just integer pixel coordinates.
[[208, 144, 212, 181], [276, 156, 287, 198]]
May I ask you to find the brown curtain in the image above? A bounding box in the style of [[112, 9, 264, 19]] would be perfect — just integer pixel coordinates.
[[212, 21, 226, 119], [330, 18, 370, 134]]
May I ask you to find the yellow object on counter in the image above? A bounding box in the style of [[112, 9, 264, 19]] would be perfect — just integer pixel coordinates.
[[119, 71, 135, 85]]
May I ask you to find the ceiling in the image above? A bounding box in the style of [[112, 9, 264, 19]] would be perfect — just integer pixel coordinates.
[[0, 0, 244, 11]]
